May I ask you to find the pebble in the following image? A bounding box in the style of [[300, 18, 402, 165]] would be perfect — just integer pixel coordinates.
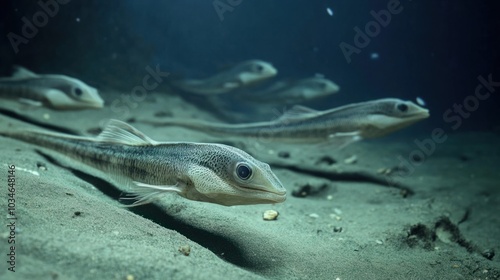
[[377, 168, 392, 175], [277, 151, 290, 158], [178, 245, 191, 256], [344, 155, 357, 164], [263, 210, 279, 221], [309, 213, 320, 219]]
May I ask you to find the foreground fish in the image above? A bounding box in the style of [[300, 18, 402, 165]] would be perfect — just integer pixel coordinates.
[[0, 120, 286, 206], [172, 60, 277, 95], [244, 77, 340, 104], [143, 98, 430, 146], [0, 66, 104, 110]]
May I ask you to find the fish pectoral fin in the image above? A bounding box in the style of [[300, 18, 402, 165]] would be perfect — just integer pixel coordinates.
[[18, 98, 43, 107], [327, 131, 363, 149], [121, 181, 184, 207], [96, 119, 157, 146], [12, 66, 39, 79]]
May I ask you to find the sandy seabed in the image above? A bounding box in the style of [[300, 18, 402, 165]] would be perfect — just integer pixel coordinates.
[[0, 91, 499, 280]]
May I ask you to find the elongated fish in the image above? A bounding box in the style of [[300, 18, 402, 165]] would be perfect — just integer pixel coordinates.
[[244, 77, 340, 104], [0, 120, 286, 206], [172, 60, 277, 95], [0, 66, 104, 110], [143, 98, 430, 146]]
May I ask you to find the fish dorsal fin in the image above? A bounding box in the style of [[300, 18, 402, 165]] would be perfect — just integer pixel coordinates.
[[277, 105, 321, 121], [96, 119, 156, 146], [12, 66, 39, 78]]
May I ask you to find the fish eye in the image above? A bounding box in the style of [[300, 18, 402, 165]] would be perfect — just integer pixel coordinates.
[[74, 87, 83, 97], [254, 64, 264, 72], [236, 163, 252, 180], [397, 103, 408, 112], [317, 82, 327, 89]]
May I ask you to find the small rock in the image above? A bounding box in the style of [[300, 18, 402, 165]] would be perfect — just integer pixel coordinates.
[[482, 249, 495, 260], [263, 210, 279, 221], [377, 168, 392, 175], [277, 151, 290, 158], [333, 226, 343, 233], [309, 213, 320, 219], [329, 214, 342, 220], [344, 155, 357, 164], [36, 162, 47, 171], [43, 113, 50, 120], [178, 245, 191, 256], [316, 156, 337, 165], [292, 183, 328, 198], [375, 239, 383, 245]]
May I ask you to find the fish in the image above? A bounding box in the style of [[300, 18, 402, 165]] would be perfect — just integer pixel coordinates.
[[142, 98, 430, 146], [243, 76, 340, 104], [0, 66, 104, 110], [0, 120, 286, 206], [172, 60, 277, 95]]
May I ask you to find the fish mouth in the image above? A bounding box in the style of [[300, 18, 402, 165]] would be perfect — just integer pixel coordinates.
[[268, 66, 278, 76], [237, 184, 287, 199], [84, 101, 104, 109], [409, 108, 430, 120], [86, 97, 105, 108]]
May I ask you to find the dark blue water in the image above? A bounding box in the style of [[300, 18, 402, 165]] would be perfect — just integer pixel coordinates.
[[1, 0, 498, 131]]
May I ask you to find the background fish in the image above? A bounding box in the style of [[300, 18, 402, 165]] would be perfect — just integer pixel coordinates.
[[243, 76, 340, 104], [142, 98, 430, 147], [172, 60, 277, 95], [0, 66, 104, 110]]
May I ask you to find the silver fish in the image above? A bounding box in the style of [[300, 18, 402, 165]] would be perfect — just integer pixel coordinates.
[[0, 120, 286, 206], [244, 77, 340, 104], [143, 98, 430, 146], [172, 60, 277, 95], [0, 66, 104, 110]]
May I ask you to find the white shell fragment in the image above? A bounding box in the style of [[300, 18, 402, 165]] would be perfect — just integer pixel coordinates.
[[344, 155, 357, 164], [263, 210, 279, 221], [309, 213, 320, 219]]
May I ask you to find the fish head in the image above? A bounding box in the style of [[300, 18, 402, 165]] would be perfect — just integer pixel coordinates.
[[364, 98, 430, 137], [237, 60, 277, 85], [188, 144, 286, 206], [299, 77, 340, 98], [46, 75, 104, 109]]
